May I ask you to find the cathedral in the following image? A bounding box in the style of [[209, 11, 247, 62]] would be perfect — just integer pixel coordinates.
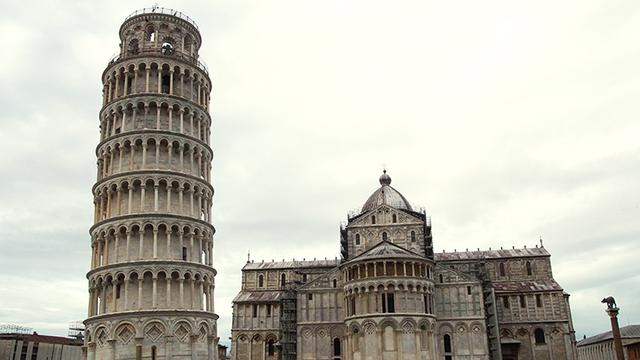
[[231, 171, 578, 360]]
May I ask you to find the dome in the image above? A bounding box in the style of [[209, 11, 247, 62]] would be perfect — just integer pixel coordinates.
[[361, 170, 413, 213]]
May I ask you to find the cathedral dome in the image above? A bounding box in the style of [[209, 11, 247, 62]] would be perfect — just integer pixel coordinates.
[[361, 170, 413, 213]]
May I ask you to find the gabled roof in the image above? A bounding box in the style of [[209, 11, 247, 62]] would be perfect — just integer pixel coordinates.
[[343, 240, 425, 265]]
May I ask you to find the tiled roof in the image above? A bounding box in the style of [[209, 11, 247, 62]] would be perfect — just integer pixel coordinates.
[[243, 259, 340, 270], [233, 290, 283, 303], [492, 279, 563, 293], [435, 247, 550, 261], [577, 325, 640, 347]]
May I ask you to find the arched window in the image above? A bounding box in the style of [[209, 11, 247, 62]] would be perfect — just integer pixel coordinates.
[[371, 215, 376, 224], [444, 334, 452, 359], [258, 274, 264, 288], [355, 234, 360, 245], [534, 328, 546, 344], [526, 261, 533, 276], [151, 346, 157, 360], [333, 279, 337, 288], [333, 338, 341, 358], [145, 25, 155, 42], [382, 232, 388, 241], [439, 274, 444, 283], [392, 214, 397, 223], [267, 339, 275, 356], [499, 262, 506, 277], [280, 274, 286, 287], [410, 231, 416, 242], [520, 295, 526, 308]]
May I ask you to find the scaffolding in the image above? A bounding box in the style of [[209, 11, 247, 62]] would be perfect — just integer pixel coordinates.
[[475, 262, 502, 360], [68, 321, 85, 341], [0, 324, 32, 334], [279, 285, 297, 360]]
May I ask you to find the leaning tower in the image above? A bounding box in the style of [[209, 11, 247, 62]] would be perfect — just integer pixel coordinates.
[[84, 7, 217, 360]]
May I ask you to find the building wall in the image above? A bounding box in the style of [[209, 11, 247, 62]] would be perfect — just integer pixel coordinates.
[[0, 338, 83, 360], [577, 338, 640, 360], [434, 266, 489, 360]]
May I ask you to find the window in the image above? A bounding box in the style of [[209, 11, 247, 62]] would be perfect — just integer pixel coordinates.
[[31, 343, 38, 360], [266, 304, 272, 316], [520, 295, 526, 308], [392, 214, 397, 223], [20, 342, 27, 360], [536, 294, 542, 308], [252, 304, 258, 317], [182, 247, 187, 261], [444, 334, 452, 358], [350, 297, 356, 315], [381, 293, 395, 313], [151, 346, 157, 360], [467, 286, 472, 295], [258, 275, 264, 288], [371, 215, 376, 224], [499, 262, 506, 277], [333, 279, 337, 288], [116, 283, 121, 299], [411, 231, 416, 242], [382, 232, 388, 241], [161, 74, 171, 94], [534, 328, 546, 344], [280, 273, 286, 287], [308, 293, 313, 301], [526, 261, 533, 276], [355, 234, 360, 245], [424, 295, 429, 314], [267, 339, 275, 356], [333, 338, 341, 358], [302, 274, 308, 282], [503, 296, 510, 309], [439, 274, 444, 283]]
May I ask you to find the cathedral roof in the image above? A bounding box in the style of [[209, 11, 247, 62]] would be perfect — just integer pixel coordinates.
[[435, 246, 550, 261], [233, 290, 282, 303], [361, 170, 413, 214], [492, 279, 563, 293], [243, 258, 339, 271], [343, 240, 425, 266]]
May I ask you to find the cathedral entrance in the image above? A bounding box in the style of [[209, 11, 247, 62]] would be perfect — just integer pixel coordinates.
[[501, 343, 520, 360]]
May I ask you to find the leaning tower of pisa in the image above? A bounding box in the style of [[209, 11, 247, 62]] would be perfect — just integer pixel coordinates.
[[84, 7, 217, 360]]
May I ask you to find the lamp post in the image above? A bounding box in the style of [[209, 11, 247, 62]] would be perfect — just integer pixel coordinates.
[[602, 296, 625, 360]]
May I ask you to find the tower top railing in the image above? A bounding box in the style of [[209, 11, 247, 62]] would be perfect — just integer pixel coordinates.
[[106, 50, 209, 75], [124, 6, 199, 31]]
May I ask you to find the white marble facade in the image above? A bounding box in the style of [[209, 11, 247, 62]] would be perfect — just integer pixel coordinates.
[[84, 7, 218, 360]]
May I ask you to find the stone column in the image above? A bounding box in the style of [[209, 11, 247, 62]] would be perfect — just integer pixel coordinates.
[[145, 68, 150, 92], [137, 278, 143, 309], [607, 307, 625, 360]]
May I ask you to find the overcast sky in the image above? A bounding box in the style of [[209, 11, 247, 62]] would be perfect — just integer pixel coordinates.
[[0, 0, 639, 347]]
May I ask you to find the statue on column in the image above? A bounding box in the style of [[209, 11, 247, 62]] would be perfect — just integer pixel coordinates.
[[601, 296, 617, 309]]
